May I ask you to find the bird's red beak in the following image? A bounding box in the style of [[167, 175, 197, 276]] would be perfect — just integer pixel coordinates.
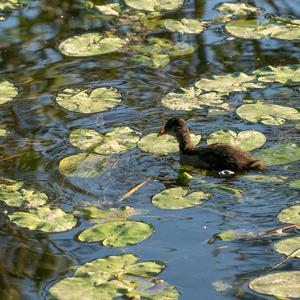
[[157, 128, 166, 137]]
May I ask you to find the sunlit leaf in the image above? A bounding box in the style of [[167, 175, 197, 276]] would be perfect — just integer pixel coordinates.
[[277, 205, 300, 224], [124, 0, 183, 12], [69, 127, 140, 155], [0, 0, 29, 10], [274, 237, 300, 258], [216, 3, 260, 16], [164, 18, 206, 34], [207, 129, 266, 151], [59, 153, 107, 177], [0, 80, 18, 105], [95, 3, 121, 16], [78, 220, 154, 247], [8, 206, 77, 232], [236, 102, 300, 125], [59, 33, 128, 57], [255, 144, 300, 166], [210, 186, 244, 198], [242, 175, 287, 183], [56, 87, 121, 114], [152, 187, 211, 209], [249, 271, 300, 298], [138, 133, 201, 155]]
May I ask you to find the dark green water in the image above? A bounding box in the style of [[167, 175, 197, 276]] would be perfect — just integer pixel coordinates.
[[0, 0, 300, 299]]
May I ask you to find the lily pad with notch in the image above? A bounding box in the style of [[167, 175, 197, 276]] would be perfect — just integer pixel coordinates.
[[274, 237, 300, 258], [163, 18, 206, 34], [277, 205, 300, 225]]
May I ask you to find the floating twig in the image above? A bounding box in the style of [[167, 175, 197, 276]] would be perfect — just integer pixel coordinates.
[[119, 177, 152, 201]]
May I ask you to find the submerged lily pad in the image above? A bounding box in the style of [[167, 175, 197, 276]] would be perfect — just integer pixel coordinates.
[[138, 132, 201, 155], [59, 33, 127, 57], [161, 88, 226, 111], [207, 130, 266, 151], [124, 0, 183, 12], [0, 80, 18, 105], [70, 127, 140, 155], [253, 64, 300, 84], [277, 205, 300, 224], [274, 237, 300, 258], [164, 19, 206, 34], [48, 253, 178, 300], [225, 19, 300, 40], [249, 271, 300, 298], [288, 179, 300, 189], [255, 144, 300, 166], [194, 73, 264, 93], [78, 219, 153, 247], [236, 102, 300, 125], [8, 206, 77, 232], [132, 53, 170, 69], [152, 187, 211, 209], [56, 87, 121, 114], [216, 3, 259, 16], [59, 153, 107, 177], [0, 179, 48, 208]]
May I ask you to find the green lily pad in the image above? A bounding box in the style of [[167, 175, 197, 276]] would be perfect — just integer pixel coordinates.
[[95, 3, 121, 16], [56, 87, 121, 114], [132, 53, 170, 69], [59, 33, 127, 57], [0, 80, 18, 105], [288, 179, 300, 189], [0, 0, 29, 10], [194, 73, 265, 93], [255, 144, 300, 166], [78, 220, 154, 247], [207, 129, 266, 151], [152, 187, 211, 209], [8, 206, 77, 232], [0, 178, 47, 208], [59, 153, 107, 177], [277, 205, 300, 224], [274, 237, 300, 258], [236, 102, 300, 125], [69, 127, 140, 155], [164, 19, 206, 34], [249, 271, 300, 298], [242, 175, 287, 183], [138, 132, 201, 155], [161, 87, 226, 111], [216, 3, 260, 16], [49, 253, 177, 300], [253, 64, 300, 84], [210, 186, 244, 198], [225, 19, 300, 40], [124, 0, 183, 12]]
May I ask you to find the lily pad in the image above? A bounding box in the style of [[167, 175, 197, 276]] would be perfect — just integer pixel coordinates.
[[225, 19, 300, 40], [236, 102, 300, 125], [242, 175, 287, 183], [274, 237, 300, 258], [132, 53, 170, 69], [0, 0, 29, 10], [253, 64, 300, 84], [78, 220, 154, 247], [95, 3, 121, 16], [59, 33, 127, 57], [255, 144, 300, 166], [288, 179, 300, 189], [216, 3, 260, 16], [0, 80, 18, 105], [59, 153, 107, 177], [8, 206, 77, 232], [138, 132, 201, 155], [210, 186, 244, 198], [152, 187, 211, 209], [249, 271, 300, 298], [277, 205, 300, 224], [207, 129, 266, 151], [124, 0, 183, 12], [69, 127, 140, 155], [164, 19, 206, 34], [56, 87, 121, 114], [0, 178, 47, 208], [194, 73, 264, 93], [161, 87, 226, 111]]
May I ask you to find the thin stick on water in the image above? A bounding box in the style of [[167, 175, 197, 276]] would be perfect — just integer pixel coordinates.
[[118, 177, 153, 202]]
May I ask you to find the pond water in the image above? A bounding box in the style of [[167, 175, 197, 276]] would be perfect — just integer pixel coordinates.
[[1, 0, 300, 299]]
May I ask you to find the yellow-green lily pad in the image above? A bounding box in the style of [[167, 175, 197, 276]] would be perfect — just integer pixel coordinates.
[[274, 237, 300, 258], [59, 33, 127, 57], [289, 179, 300, 189], [277, 205, 300, 224], [124, 0, 183, 12], [207, 129, 266, 151], [56, 87, 121, 114], [152, 187, 211, 209], [8, 205, 77, 232], [216, 3, 260, 16], [0, 80, 18, 105], [95, 3, 121, 16], [164, 19, 206, 34], [138, 132, 201, 155]]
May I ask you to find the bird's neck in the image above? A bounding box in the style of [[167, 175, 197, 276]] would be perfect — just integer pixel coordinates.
[[175, 129, 194, 153]]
